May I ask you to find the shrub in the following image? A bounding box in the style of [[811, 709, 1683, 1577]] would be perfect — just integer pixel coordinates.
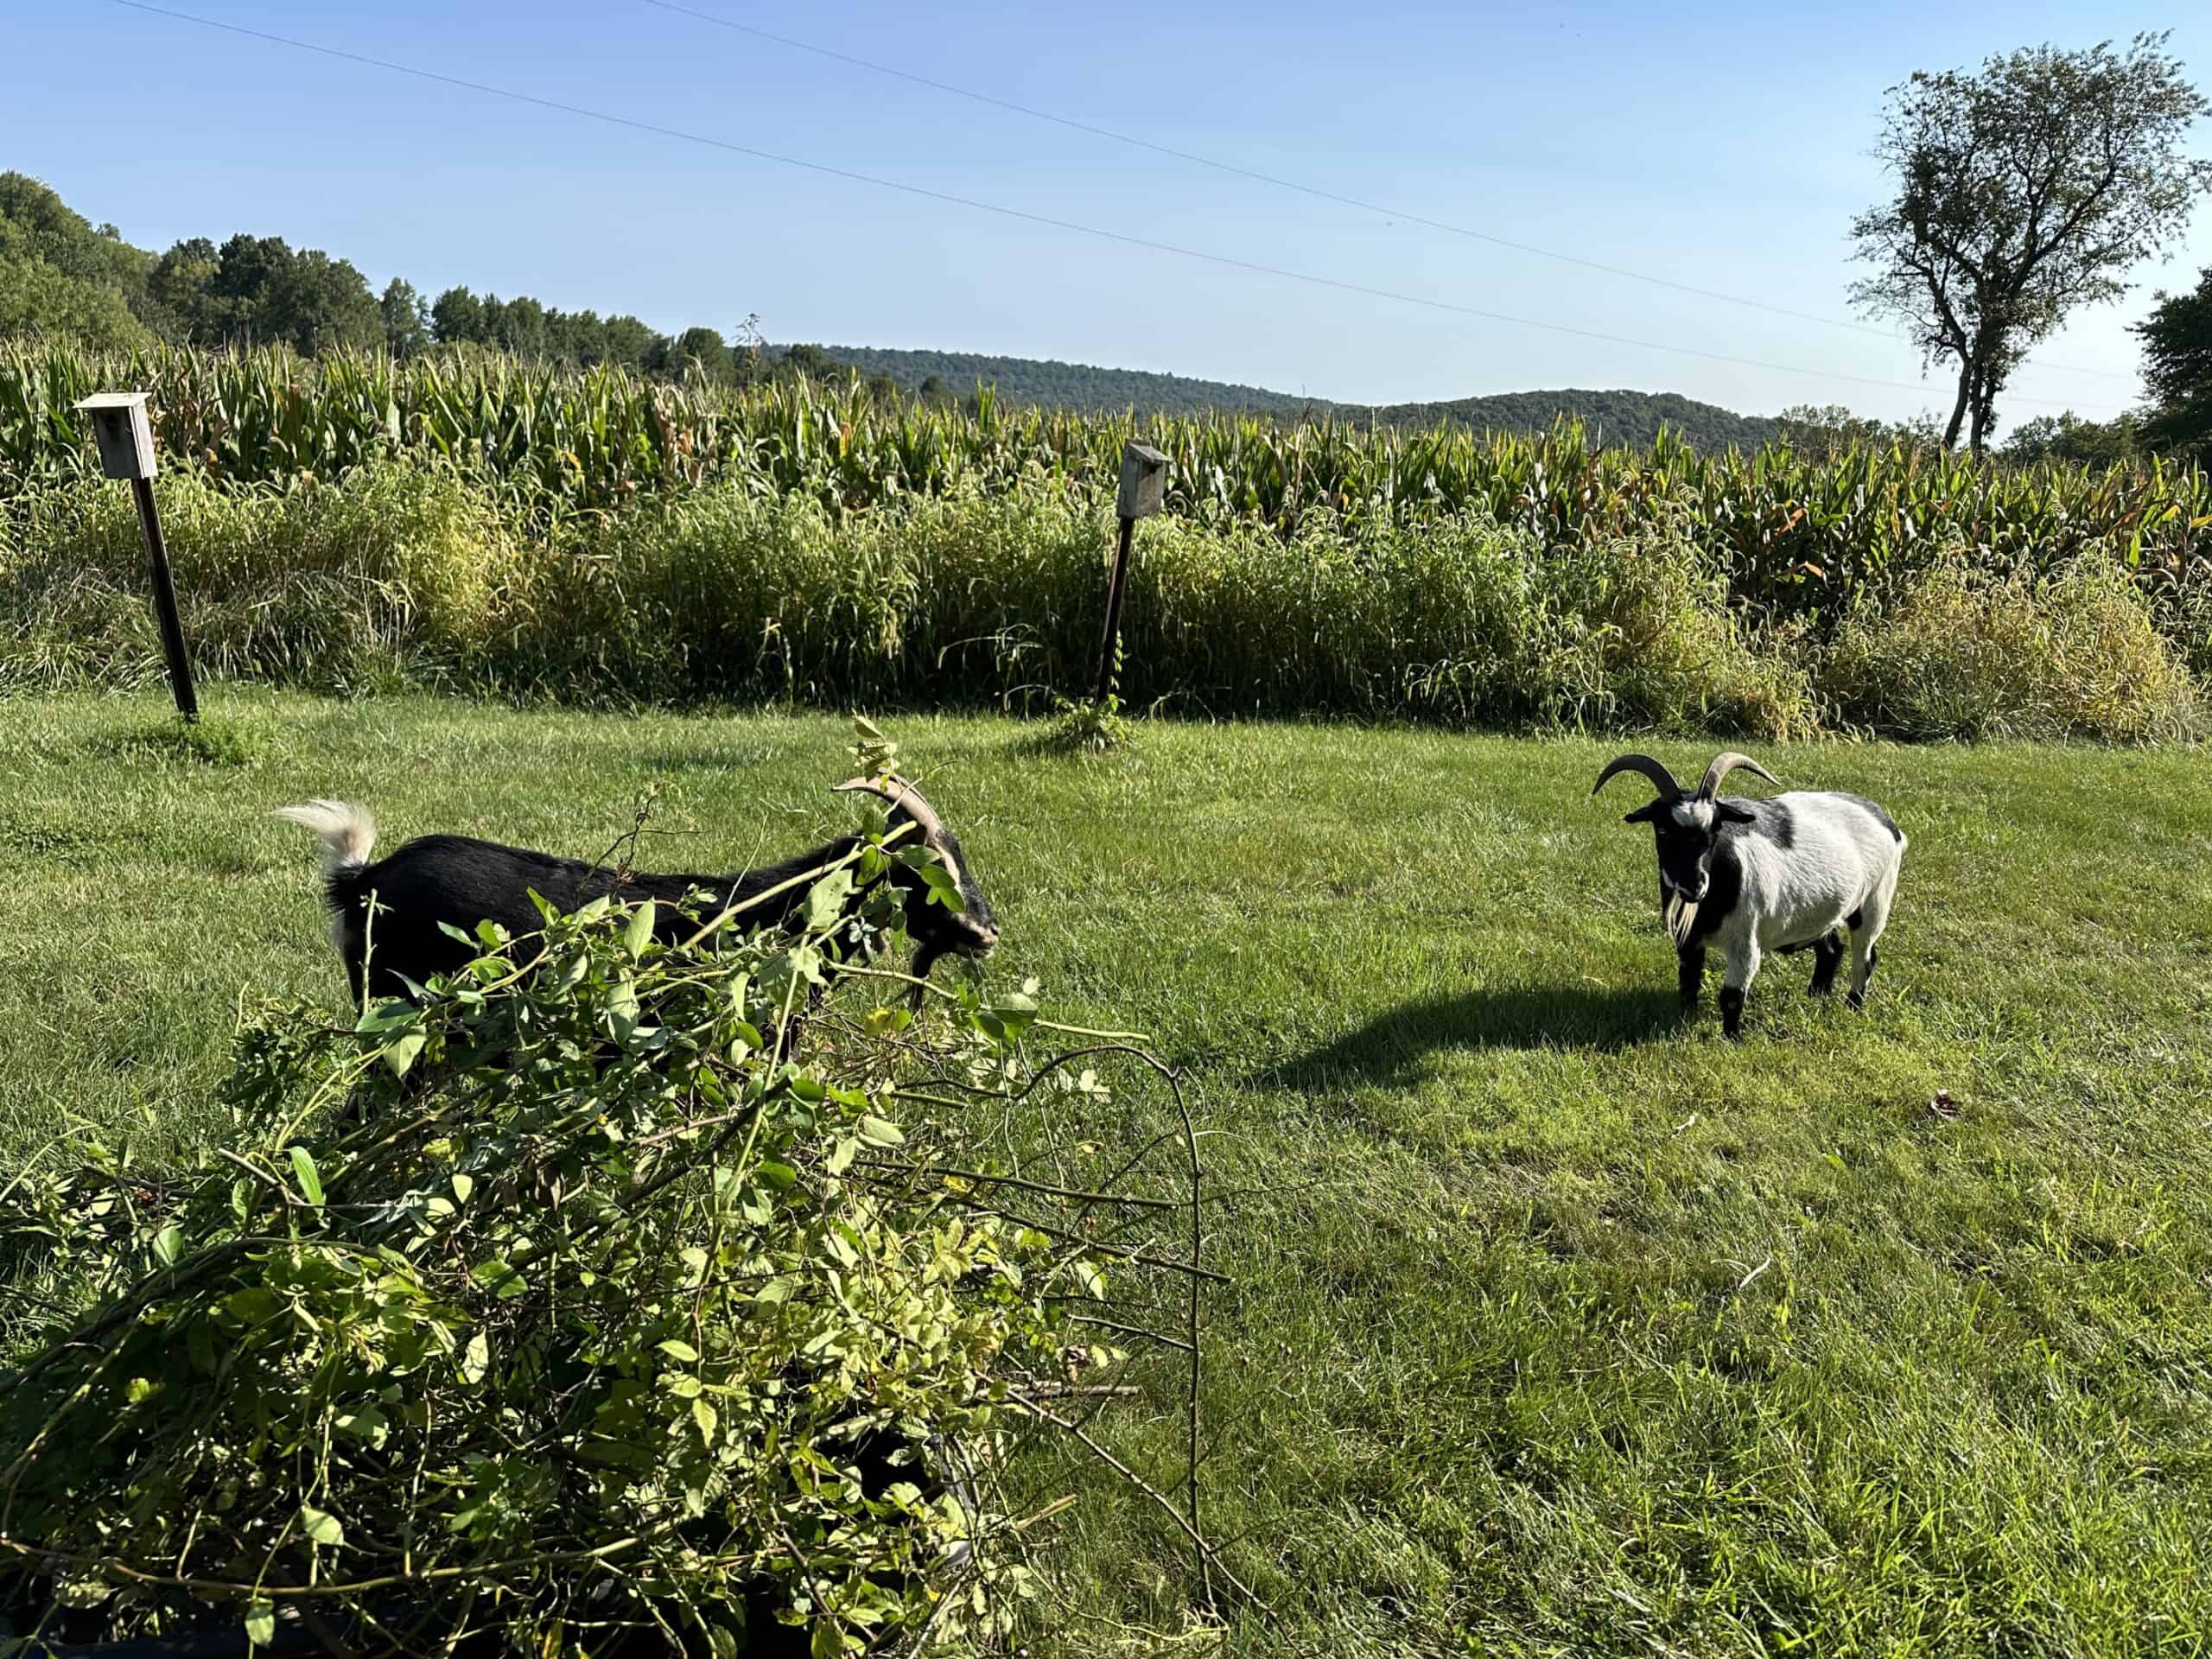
[[2, 448, 2198, 741], [1, 463, 512, 696], [1820, 553, 2202, 742], [0, 830, 1199, 1652]]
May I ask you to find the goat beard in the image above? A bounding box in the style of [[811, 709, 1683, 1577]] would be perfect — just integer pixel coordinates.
[[1664, 892, 1700, 946]]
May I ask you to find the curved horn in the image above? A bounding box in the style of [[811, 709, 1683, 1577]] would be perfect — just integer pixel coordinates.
[[832, 772, 947, 842], [1695, 752, 1780, 800], [1591, 753, 1683, 800]]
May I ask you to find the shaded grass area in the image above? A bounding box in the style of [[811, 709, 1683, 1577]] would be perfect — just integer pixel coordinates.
[[3, 691, 2210, 1655]]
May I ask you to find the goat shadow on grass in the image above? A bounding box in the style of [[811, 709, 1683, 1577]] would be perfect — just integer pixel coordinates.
[[1257, 985, 1686, 1092]]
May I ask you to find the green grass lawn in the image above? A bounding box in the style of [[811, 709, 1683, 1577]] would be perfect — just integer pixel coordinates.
[[5, 690, 2212, 1656]]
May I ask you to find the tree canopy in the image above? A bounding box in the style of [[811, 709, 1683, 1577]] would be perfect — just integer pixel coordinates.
[[0, 173, 153, 349], [1851, 34, 2212, 452], [2137, 265, 2212, 455]]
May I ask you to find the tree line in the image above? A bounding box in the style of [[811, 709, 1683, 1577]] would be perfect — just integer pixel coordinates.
[[0, 170, 870, 388], [10, 62, 2212, 465]]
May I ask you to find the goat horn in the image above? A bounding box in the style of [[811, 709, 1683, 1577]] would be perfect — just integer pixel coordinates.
[[1695, 752, 1781, 800], [831, 772, 947, 842], [1591, 753, 1683, 799]]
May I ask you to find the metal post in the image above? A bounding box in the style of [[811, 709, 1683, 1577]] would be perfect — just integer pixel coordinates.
[[1094, 513, 1136, 705], [75, 391, 198, 721], [1095, 441, 1167, 705], [129, 474, 199, 721]]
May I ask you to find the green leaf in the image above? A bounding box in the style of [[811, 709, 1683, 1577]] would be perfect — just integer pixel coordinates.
[[288, 1146, 324, 1207], [760, 944, 827, 1003], [692, 1397, 718, 1443], [334, 1405, 390, 1449], [802, 868, 855, 932], [150, 1223, 182, 1267], [624, 899, 656, 959], [354, 998, 418, 1034], [450, 1173, 474, 1204], [460, 1332, 490, 1386], [658, 1338, 701, 1363], [224, 1287, 283, 1324], [382, 1031, 426, 1078], [919, 858, 964, 912], [855, 1115, 904, 1148], [606, 975, 640, 1037], [298, 1502, 344, 1548], [245, 1599, 275, 1647], [471, 1256, 526, 1299]]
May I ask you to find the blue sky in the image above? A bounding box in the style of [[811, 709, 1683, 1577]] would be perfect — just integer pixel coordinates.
[[10, 0, 2210, 425]]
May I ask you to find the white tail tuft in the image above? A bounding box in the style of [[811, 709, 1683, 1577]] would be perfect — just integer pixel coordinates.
[[273, 799, 378, 876]]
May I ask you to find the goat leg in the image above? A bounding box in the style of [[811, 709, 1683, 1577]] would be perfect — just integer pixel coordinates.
[[1676, 945, 1706, 1013], [908, 944, 947, 1011]]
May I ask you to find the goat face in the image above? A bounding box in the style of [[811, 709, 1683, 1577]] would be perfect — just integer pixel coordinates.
[[835, 776, 1000, 979], [889, 822, 1000, 977], [1594, 751, 1777, 944], [1622, 794, 1754, 907]]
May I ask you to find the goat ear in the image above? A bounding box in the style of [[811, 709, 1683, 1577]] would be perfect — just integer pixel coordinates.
[[1623, 801, 1664, 825], [1717, 801, 1757, 825]]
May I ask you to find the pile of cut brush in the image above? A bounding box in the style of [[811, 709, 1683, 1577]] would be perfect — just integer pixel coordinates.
[[0, 823, 1217, 1656]]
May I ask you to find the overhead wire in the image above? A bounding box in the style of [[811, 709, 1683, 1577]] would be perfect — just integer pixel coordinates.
[[638, 0, 2137, 385], [103, 0, 2129, 413]]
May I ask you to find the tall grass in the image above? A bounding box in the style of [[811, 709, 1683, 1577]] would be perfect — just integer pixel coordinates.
[[5, 460, 2199, 741], [3, 340, 2208, 737], [5, 341, 2208, 626]]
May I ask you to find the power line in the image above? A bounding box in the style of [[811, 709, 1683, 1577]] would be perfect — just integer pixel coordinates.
[[103, 0, 2126, 414], [639, 0, 2139, 386]]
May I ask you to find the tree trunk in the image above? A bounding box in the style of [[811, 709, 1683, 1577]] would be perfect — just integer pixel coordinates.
[[1942, 364, 1972, 450], [1967, 392, 1993, 454], [1967, 360, 1999, 454]]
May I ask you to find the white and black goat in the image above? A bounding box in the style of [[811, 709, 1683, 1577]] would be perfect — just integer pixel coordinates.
[[275, 775, 996, 1006], [1593, 751, 1905, 1038]]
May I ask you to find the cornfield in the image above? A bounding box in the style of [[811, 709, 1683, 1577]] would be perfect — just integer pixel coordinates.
[[3, 340, 2209, 737]]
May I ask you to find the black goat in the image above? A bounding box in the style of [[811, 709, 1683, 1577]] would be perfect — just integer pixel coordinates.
[[276, 775, 997, 1006]]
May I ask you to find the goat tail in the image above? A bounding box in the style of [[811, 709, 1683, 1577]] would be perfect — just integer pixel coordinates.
[[273, 799, 378, 877]]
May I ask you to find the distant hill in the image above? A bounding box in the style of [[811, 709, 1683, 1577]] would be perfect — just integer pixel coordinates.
[[1370, 389, 1777, 450], [815, 346, 1324, 419], [1, 170, 1780, 452], [810, 344, 1778, 449]]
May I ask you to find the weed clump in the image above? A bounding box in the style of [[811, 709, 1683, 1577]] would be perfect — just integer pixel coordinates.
[[1821, 553, 2202, 741], [0, 832, 1200, 1651]]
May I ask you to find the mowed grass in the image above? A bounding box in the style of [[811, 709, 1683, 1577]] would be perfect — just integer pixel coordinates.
[[4, 690, 2212, 1655]]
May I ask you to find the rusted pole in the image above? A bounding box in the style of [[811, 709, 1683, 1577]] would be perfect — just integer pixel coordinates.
[[1095, 441, 1166, 704], [129, 474, 199, 721], [1094, 513, 1137, 705]]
